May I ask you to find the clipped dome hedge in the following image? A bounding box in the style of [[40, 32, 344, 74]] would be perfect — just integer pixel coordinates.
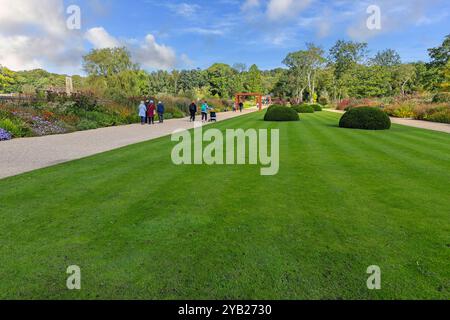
[[309, 104, 323, 111], [264, 105, 300, 122], [293, 104, 315, 113], [339, 107, 391, 130]]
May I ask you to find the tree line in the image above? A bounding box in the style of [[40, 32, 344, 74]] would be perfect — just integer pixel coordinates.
[[1, 35, 448, 104]]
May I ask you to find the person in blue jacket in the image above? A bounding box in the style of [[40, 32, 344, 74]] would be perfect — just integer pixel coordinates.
[[201, 101, 209, 122], [138, 101, 147, 125], [157, 101, 165, 123]]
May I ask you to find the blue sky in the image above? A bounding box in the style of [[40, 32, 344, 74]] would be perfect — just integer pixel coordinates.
[[0, 0, 449, 74]]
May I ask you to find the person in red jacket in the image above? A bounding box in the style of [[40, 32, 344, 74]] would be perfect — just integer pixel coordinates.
[[147, 100, 156, 125]]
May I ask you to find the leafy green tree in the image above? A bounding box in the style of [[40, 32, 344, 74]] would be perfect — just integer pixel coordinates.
[[261, 68, 284, 94], [283, 44, 326, 103], [245, 64, 263, 93], [347, 65, 391, 98], [428, 34, 450, 68], [206, 63, 236, 98], [106, 70, 146, 101], [82, 48, 147, 101], [442, 61, 450, 92], [393, 64, 416, 96], [427, 35, 450, 91], [148, 70, 173, 95], [272, 70, 292, 100], [316, 67, 335, 102], [0, 66, 17, 93], [282, 52, 309, 103], [232, 63, 247, 73], [370, 49, 401, 67], [178, 69, 207, 94], [83, 47, 138, 77], [11, 69, 66, 93], [329, 40, 368, 77], [329, 40, 368, 100], [230, 72, 245, 96], [171, 70, 181, 96]]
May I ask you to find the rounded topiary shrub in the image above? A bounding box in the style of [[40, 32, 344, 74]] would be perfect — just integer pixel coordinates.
[[339, 107, 391, 130], [293, 104, 315, 113], [264, 106, 299, 122], [309, 104, 323, 112], [318, 96, 329, 106]]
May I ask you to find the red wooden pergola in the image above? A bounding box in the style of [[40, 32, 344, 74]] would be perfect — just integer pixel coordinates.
[[235, 93, 263, 111]]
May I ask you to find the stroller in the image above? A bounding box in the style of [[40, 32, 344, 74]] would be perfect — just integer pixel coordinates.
[[209, 110, 217, 122]]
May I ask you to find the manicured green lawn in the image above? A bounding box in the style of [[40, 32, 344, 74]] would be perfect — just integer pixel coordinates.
[[0, 111, 449, 299]]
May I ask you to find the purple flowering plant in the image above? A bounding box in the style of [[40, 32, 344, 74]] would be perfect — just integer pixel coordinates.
[[0, 128, 12, 141]]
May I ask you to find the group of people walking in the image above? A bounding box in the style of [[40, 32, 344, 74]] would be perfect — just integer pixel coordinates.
[[139, 100, 218, 125], [138, 100, 165, 125], [188, 101, 216, 122], [235, 102, 244, 113], [138, 98, 253, 125]]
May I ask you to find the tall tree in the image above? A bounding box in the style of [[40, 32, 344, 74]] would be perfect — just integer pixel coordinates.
[[82, 48, 144, 101], [329, 40, 368, 100], [329, 40, 368, 78], [440, 61, 450, 92], [371, 49, 401, 67], [245, 64, 263, 93], [232, 63, 247, 73], [282, 52, 309, 103], [428, 34, 450, 68], [283, 44, 326, 103], [82, 47, 138, 77], [427, 35, 450, 91], [304, 43, 327, 102], [148, 70, 173, 95], [206, 63, 236, 98], [394, 64, 416, 96]]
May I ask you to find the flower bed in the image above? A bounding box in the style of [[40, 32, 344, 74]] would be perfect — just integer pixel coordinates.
[[0, 128, 12, 141], [335, 94, 450, 124]]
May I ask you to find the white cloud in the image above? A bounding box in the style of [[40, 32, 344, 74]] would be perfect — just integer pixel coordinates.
[[134, 34, 177, 70], [84, 28, 177, 70], [168, 3, 200, 17], [85, 27, 121, 49], [180, 54, 194, 67], [266, 0, 311, 20], [0, 0, 66, 37], [242, 0, 260, 10], [265, 31, 293, 47], [346, 0, 444, 41], [0, 0, 83, 73], [182, 27, 226, 36], [0, 35, 42, 70], [0, 0, 180, 72]]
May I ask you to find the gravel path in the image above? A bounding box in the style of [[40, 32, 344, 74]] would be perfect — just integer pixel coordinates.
[[325, 109, 450, 134], [0, 108, 259, 179]]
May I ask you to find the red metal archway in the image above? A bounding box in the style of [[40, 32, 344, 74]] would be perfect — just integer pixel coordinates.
[[235, 93, 264, 111]]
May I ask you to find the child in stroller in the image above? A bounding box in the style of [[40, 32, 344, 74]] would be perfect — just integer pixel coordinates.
[[209, 108, 217, 122]]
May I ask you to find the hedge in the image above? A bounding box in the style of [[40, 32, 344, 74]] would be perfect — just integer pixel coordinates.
[[293, 105, 315, 113], [339, 107, 391, 130], [264, 106, 300, 122], [309, 104, 323, 112]]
